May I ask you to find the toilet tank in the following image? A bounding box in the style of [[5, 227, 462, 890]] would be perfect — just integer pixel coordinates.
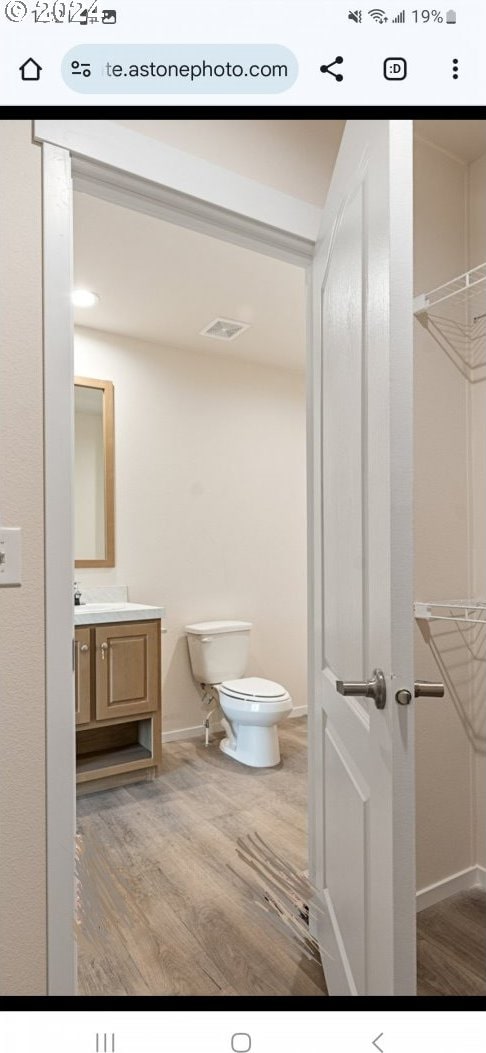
[[185, 620, 252, 684]]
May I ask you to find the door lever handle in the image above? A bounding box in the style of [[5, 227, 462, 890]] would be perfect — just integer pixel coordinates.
[[414, 680, 444, 698], [336, 668, 386, 710], [395, 680, 445, 705]]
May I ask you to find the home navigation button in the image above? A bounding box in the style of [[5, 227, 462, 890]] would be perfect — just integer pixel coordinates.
[[232, 1036, 251, 1053], [19, 57, 42, 81]]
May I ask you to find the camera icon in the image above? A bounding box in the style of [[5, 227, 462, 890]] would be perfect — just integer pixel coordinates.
[[384, 57, 407, 80]]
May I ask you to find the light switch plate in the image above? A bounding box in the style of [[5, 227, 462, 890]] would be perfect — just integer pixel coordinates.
[[0, 527, 22, 586]]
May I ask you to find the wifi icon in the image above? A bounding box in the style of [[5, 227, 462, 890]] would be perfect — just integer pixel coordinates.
[[368, 8, 388, 21]]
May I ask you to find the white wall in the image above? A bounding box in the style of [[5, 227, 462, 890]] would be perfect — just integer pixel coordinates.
[[413, 139, 475, 891], [74, 328, 307, 737], [0, 122, 47, 994]]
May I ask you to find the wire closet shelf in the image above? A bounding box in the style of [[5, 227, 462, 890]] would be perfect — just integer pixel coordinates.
[[414, 262, 486, 379], [414, 601, 486, 626]]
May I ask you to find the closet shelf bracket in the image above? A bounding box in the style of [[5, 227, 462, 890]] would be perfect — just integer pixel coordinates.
[[414, 601, 486, 626], [414, 262, 486, 380]]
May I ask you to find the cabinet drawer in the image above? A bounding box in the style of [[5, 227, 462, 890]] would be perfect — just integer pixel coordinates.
[[74, 627, 92, 725], [94, 620, 160, 720]]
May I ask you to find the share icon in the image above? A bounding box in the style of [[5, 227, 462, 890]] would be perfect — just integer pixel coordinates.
[[320, 56, 344, 81]]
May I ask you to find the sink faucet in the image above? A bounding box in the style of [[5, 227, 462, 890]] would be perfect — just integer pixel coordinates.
[[74, 581, 82, 606]]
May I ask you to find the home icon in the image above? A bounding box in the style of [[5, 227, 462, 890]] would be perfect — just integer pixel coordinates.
[[19, 58, 43, 81]]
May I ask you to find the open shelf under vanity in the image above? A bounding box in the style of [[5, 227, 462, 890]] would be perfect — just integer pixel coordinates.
[[76, 717, 155, 784]]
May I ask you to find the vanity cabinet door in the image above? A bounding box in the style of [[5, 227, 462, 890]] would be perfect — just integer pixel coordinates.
[[75, 627, 92, 725], [94, 620, 160, 720]]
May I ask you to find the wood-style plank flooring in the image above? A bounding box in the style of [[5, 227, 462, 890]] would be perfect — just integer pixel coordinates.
[[77, 717, 326, 996], [77, 717, 486, 996], [417, 887, 486, 996]]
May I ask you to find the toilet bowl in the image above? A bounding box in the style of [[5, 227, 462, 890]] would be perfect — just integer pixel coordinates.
[[217, 676, 293, 768], [184, 620, 293, 768]]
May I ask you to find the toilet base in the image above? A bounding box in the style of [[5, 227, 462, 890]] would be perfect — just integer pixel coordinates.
[[220, 724, 281, 768]]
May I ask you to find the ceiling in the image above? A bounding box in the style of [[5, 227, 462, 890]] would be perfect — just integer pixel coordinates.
[[414, 120, 486, 163], [74, 120, 486, 369], [73, 193, 306, 372]]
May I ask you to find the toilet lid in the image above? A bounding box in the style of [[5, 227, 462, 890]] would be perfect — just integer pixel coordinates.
[[221, 676, 289, 701]]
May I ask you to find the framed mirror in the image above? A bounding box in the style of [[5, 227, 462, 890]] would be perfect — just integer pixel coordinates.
[[74, 377, 115, 567]]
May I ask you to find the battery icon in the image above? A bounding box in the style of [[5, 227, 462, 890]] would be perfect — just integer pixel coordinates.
[[446, 9, 457, 22]]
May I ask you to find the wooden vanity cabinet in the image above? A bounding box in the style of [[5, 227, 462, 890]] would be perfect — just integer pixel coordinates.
[[74, 619, 161, 793], [94, 621, 159, 720]]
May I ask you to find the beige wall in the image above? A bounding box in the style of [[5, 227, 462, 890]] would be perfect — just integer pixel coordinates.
[[413, 139, 475, 890], [0, 122, 47, 993], [74, 328, 307, 736], [468, 152, 486, 270], [468, 151, 486, 870]]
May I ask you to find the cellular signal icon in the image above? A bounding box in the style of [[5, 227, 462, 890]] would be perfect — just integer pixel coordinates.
[[392, 9, 406, 21], [348, 10, 362, 22]]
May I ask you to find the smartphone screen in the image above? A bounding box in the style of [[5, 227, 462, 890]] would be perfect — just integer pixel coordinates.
[[1, 0, 486, 1047], [0, 0, 484, 106]]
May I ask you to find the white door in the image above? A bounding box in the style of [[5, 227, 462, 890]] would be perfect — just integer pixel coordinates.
[[308, 120, 416, 995]]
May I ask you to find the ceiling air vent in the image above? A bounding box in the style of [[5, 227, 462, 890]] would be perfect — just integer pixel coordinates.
[[200, 317, 251, 342]]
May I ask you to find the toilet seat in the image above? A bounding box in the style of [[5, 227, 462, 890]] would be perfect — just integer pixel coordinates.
[[221, 676, 291, 703]]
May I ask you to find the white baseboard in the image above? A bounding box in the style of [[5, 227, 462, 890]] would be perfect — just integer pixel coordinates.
[[416, 865, 485, 912], [162, 723, 208, 743], [162, 707, 307, 743], [289, 705, 308, 718]]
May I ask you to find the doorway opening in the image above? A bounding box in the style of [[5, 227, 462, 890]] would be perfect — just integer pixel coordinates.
[[71, 189, 321, 995]]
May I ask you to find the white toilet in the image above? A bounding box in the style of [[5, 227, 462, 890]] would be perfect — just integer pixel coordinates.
[[185, 620, 293, 768]]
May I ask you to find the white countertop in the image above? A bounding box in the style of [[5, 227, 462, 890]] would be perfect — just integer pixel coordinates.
[[74, 602, 165, 626]]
